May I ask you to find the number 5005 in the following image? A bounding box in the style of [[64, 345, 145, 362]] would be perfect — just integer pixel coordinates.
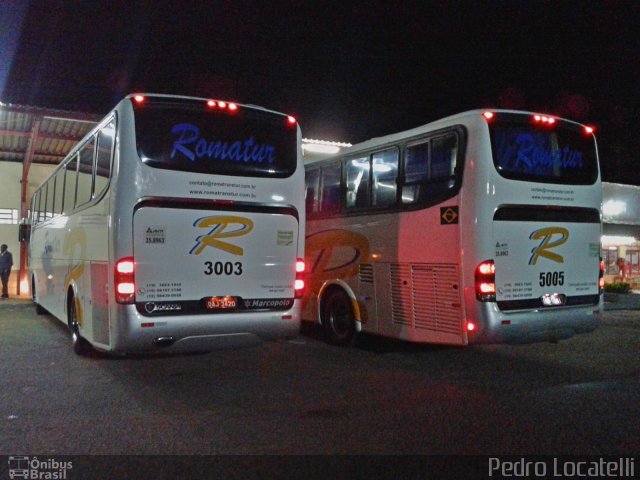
[[539, 271, 564, 287]]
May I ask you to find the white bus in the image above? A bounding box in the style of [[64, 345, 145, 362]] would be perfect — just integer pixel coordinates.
[[303, 110, 603, 346], [27, 94, 305, 355]]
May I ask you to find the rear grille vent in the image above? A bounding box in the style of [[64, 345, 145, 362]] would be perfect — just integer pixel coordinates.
[[390, 263, 461, 334], [359, 263, 374, 284], [390, 264, 412, 326]]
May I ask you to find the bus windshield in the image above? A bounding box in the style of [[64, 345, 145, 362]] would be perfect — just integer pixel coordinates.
[[135, 102, 297, 178], [489, 113, 598, 185]]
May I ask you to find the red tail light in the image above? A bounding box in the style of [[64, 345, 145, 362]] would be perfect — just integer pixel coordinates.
[[599, 258, 605, 292], [294, 258, 305, 298], [475, 260, 496, 302], [115, 257, 135, 304]]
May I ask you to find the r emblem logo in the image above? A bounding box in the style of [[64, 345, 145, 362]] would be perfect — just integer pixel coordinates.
[[190, 216, 254, 256]]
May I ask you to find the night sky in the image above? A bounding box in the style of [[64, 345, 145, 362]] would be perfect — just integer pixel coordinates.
[[2, 1, 639, 183]]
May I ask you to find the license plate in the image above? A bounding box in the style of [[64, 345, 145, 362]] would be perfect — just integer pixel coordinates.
[[205, 296, 237, 310]]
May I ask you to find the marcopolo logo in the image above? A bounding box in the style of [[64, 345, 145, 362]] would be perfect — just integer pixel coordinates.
[[190, 216, 254, 256], [8, 456, 73, 479], [528, 226, 569, 265]]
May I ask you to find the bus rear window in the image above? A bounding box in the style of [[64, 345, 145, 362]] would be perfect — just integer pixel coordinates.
[[489, 115, 598, 185], [134, 103, 297, 178]]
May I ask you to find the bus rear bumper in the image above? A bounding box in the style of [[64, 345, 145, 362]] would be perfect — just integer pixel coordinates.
[[108, 305, 301, 354], [468, 300, 602, 345]]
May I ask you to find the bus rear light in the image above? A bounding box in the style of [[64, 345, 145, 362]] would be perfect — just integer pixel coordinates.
[[533, 114, 556, 125], [294, 258, 305, 298], [466, 321, 476, 332], [599, 258, 605, 292], [116, 259, 134, 274], [478, 283, 496, 294], [117, 283, 135, 294], [206, 100, 238, 111], [475, 260, 496, 302], [115, 257, 136, 304]]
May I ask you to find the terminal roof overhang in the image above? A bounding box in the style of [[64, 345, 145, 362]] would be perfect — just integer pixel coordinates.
[[0, 101, 101, 167]]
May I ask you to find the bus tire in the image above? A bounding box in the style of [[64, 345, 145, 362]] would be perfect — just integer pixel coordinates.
[[322, 288, 356, 346], [32, 278, 47, 315], [68, 295, 91, 356]]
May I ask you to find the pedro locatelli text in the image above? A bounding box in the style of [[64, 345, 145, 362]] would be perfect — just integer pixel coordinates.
[[489, 457, 635, 478]]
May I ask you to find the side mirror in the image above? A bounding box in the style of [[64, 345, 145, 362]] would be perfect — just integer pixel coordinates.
[[19, 219, 31, 243]]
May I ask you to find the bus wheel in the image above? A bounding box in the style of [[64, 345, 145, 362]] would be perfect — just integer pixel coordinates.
[[322, 289, 356, 346], [68, 296, 91, 355], [32, 278, 47, 315]]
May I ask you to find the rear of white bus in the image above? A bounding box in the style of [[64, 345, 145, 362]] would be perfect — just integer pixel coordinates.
[[465, 111, 602, 344], [110, 95, 304, 353]]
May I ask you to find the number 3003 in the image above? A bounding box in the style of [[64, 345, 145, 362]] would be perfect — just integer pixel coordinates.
[[204, 261, 243, 276]]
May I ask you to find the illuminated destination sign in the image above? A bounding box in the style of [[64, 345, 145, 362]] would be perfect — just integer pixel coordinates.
[[171, 123, 277, 164]]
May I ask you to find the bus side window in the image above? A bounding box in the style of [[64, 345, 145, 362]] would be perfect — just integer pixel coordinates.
[[63, 154, 78, 214], [431, 134, 458, 180], [45, 181, 54, 220], [76, 137, 96, 208], [346, 156, 369, 209], [94, 119, 115, 199], [372, 148, 398, 208], [320, 163, 342, 214], [403, 140, 429, 204], [32, 191, 40, 224], [53, 170, 65, 215], [305, 168, 320, 216]]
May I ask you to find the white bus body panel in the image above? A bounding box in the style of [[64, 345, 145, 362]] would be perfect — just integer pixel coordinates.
[[305, 110, 602, 346], [305, 200, 465, 346], [460, 113, 602, 343], [29, 94, 305, 354], [493, 221, 600, 302]]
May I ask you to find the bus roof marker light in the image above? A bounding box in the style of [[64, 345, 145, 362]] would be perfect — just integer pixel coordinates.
[[218, 101, 227, 109], [533, 114, 556, 126], [133, 95, 145, 104], [482, 112, 494, 120], [287, 115, 296, 125], [207, 100, 216, 108], [584, 125, 595, 134], [228, 103, 238, 111]]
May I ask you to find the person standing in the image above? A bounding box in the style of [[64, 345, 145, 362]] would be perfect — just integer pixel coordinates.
[[0, 244, 13, 299]]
